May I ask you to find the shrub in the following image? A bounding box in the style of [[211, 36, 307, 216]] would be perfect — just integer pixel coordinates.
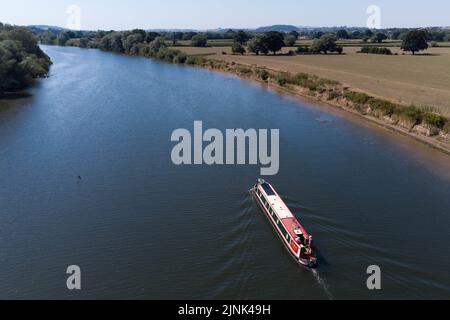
[[231, 42, 246, 55], [186, 55, 206, 65], [397, 105, 423, 123], [344, 91, 372, 105], [173, 51, 187, 64], [307, 82, 319, 91], [156, 48, 180, 62], [369, 99, 397, 116], [379, 47, 392, 55], [327, 90, 340, 100], [291, 73, 309, 85], [296, 46, 310, 54], [191, 34, 208, 47], [208, 60, 228, 70], [359, 46, 392, 55], [275, 72, 290, 86], [423, 112, 445, 128], [149, 37, 167, 56], [256, 68, 269, 81], [317, 78, 340, 86], [236, 66, 253, 75], [65, 39, 80, 47]]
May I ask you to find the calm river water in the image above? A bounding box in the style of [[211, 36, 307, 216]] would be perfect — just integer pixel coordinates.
[[0, 46, 449, 299]]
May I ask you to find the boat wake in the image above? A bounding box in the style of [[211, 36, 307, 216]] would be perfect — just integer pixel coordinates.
[[311, 269, 334, 300]]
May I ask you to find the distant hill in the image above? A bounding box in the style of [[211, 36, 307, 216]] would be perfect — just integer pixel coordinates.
[[255, 25, 299, 33]]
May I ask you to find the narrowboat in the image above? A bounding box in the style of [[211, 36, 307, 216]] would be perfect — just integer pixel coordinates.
[[253, 179, 318, 268]]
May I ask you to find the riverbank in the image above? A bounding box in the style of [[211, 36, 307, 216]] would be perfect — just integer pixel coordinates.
[[181, 55, 450, 155], [178, 46, 450, 117], [0, 25, 52, 97]]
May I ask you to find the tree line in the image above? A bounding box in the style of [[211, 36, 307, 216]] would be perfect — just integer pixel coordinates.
[[37, 28, 332, 56], [0, 22, 52, 95], [36, 26, 443, 58]]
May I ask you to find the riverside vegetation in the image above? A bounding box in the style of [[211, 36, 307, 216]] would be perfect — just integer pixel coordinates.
[[33, 27, 450, 152], [0, 23, 52, 96]]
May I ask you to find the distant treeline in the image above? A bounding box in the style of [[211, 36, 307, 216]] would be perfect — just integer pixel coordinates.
[[35, 26, 450, 46], [38, 29, 191, 64], [0, 22, 52, 96], [35, 26, 448, 58]]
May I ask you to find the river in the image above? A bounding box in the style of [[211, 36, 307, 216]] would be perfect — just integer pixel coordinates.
[[0, 45, 449, 299]]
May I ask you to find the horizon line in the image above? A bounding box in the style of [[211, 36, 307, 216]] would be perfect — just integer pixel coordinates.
[[24, 23, 450, 32]]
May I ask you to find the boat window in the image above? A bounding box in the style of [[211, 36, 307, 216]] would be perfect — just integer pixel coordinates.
[[261, 183, 276, 196]]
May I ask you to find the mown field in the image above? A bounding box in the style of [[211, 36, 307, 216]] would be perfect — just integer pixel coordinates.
[[176, 44, 450, 116]]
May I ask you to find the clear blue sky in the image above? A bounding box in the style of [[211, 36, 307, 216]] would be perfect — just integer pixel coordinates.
[[0, 0, 448, 30]]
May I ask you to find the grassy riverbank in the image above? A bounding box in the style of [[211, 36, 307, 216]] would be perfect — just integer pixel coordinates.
[[176, 46, 450, 117], [177, 55, 450, 154]]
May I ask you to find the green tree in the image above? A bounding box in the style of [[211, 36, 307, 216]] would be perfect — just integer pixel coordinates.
[[371, 32, 387, 43], [123, 33, 144, 54], [145, 32, 160, 43], [0, 28, 51, 95], [7, 28, 41, 54], [337, 29, 349, 39], [310, 34, 342, 54], [56, 32, 71, 46], [391, 31, 402, 40], [231, 42, 246, 55], [182, 32, 197, 41], [314, 31, 324, 39], [233, 30, 249, 44], [99, 33, 124, 53], [351, 31, 362, 39], [79, 38, 89, 48], [39, 31, 57, 45], [284, 34, 297, 47], [149, 37, 167, 55], [171, 32, 184, 45], [364, 29, 374, 38], [246, 34, 268, 55], [401, 30, 428, 55], [191, 34, 208, 47], [288, 31, 299, 39], [262, 31, 285, 55]]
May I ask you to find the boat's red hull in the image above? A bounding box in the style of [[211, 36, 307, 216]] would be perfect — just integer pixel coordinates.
[[253, 181, 317, 268]]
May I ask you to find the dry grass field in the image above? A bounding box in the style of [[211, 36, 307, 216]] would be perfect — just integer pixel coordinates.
[[176, 45, 450, 116]]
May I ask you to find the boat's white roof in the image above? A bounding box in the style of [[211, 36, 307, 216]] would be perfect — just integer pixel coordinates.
[[267, 195, 294, 219]]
